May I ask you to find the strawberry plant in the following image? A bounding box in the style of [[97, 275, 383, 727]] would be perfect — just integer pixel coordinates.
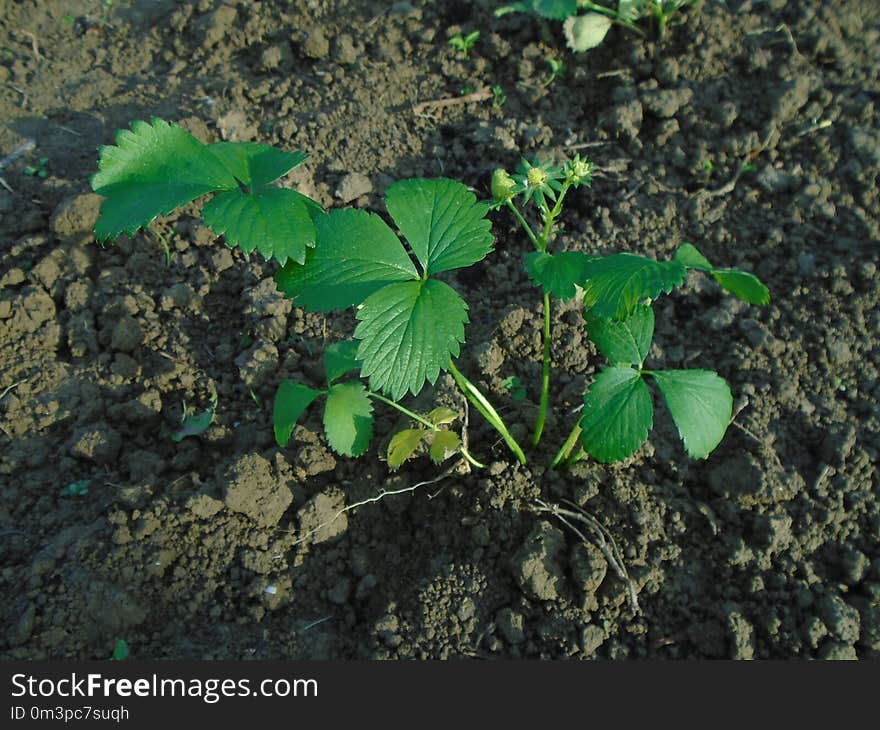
[[492, 153, 769, 464], [496, 1, 696, 52]]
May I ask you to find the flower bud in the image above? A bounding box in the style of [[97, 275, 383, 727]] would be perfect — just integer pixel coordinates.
[[491, 168, 515, 202]]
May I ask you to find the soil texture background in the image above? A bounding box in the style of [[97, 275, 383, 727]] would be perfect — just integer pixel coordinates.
[[1, 0, 878, 659]]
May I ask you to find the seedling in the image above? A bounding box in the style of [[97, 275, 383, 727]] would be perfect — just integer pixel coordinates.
[[24, 157, 49, 178], [545, 58, 567, 86], [110, 639, 129, 661], [492, 85, 507, 108], [60, 479, 90, 497], [448, 30, 481, 58], [171, 393, 217, 442], [502, 375, 527, 401], [492, 154, 769, 462], [495, 1, 695, 51]]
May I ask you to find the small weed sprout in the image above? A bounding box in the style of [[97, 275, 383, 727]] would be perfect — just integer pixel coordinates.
[[448, 30, 481, 57]]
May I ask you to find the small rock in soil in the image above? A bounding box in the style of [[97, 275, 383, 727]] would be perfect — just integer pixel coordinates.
[[236, 341, 278, 389], [110, 315, 143, 352], [724, 604, 755, 659], [335, 172, 372, 203], [495, 607, 525, 645], [642, 86, 694, 118], [50, 193, 102, 244], [297, 488, 347, 544], [512, 522, 566, 601], [301, 28, 330, 60], [69, 424, 122, 465], [817, 594, 860, 645], [223, 454, 293, 528], [817, 641, 858, 660], [580, 625, 606, 655], [202, 5, 236, 49], [186, 492, 225, 520], [820, 424, 856, 466]]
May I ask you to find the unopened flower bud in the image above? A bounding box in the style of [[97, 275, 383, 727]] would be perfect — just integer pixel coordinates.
[[491, 168, 515, 202]]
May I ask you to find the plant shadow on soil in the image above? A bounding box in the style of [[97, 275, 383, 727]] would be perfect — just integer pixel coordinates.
[[1, 0, 879, 659]]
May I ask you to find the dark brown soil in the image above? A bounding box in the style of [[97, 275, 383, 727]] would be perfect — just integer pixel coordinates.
[[1, 0, 878, 660]]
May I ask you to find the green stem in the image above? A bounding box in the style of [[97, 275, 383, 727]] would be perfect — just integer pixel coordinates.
[[577, 1, 648, 38], [368, 392, 437, 430], [551, 420, 582, 469], [368, 391, 487, 469], [448, 360, 527, 466], [538, 183, 570, 250], [533, 292, 552, 446], [505, 200, 540, 250]]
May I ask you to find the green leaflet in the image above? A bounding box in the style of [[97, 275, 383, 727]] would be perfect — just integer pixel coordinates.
[[387, 429, 425, 469], [323, 382, 374, 457], [580, 366, 653, 463], [524, 251, 597, 300], [324, 341, 361, 385], [675, 243, 770, 305], [564, 13, 613, 52], [355, 279, 468, 400], [202, 187, 316, 265], [582, 253, 686, 320], [207, 142, 307, 189], [275, 208, 419, 312], [92, 118, 237, 240], [649, 369, 732, 459], [429, 430, 461, 463], [586, 304, 655, 367], [532, 0, 577, 19], [385, 178, 494, 276], [273, 380, 323, 447]]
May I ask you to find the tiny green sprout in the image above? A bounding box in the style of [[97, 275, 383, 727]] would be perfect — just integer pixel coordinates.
[[703, 159, 715, 174], [448, 30, 481, 58], [545, 58, 567, 86], [60, 479, 90, 497], [24, 157, 49, 178], [491, 85, 507, 108], [171, 394, 217, 442], [741, 162, 757, 174], [460, 85, 475, 95], [110, 639, 129, 661], [502, 376, 527, 401]]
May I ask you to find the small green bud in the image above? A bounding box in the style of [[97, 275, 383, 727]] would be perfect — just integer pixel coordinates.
[[565, 154, 593, 186], [491, 168, 516, 202]]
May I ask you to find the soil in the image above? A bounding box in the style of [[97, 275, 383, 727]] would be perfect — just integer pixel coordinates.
[[1, 0, 878, 660]]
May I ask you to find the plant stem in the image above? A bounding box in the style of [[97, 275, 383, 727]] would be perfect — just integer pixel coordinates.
[[505, 200, 540, 250], [448, 360, 527, 466], [578, 1, 648, 38], [367, 392, 436, 430], [533, 291, 552, 446], [367, 391, 487, 469], [551, 420, 582, 469]]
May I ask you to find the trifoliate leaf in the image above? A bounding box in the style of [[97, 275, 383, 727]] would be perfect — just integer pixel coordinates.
[[273, 380, 323, 447], [532, 0, 577, 19], [208, 141, 308, 188], [387, 429, 425, 469], [675, 243, 770, 305], [275, 208, 419, 311], [324, 341, 361, 385], [524, 251, 597, 300], [385, 178, 494, 276], [580, 366, 652, 463], [586, 304, 655, 367], [355, 279, 468, 400], [650, 369, 733, 459], [323, 381, 374, 457], [202, 188, 317, 265], [709, 270, 770, 305], [582, 253, 686, 320], [92, 118, 237, 240], [564, 13, 613, 52], [429, 430, 461, 463], [426, 407, 458, 426]]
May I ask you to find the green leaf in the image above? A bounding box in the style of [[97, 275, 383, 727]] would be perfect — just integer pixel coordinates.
[[618, 0, 645, 21], [387, 429, 425, 469], [581, 253, 686, 320], [324, 341, 361, 385], [208, 141, 308, 188], [323, 382, 374, 457], [710, 270, 770, 305], [429, 430, 461, 463], [580, 366, 653, 463], [273, 381, 323, 447], [532, 0, 577, 19], [275, 208, 419, 312], [675, 243, 770, 305], [586, 304, 655, 367], [355, 279, 468, 400], [564, 13, 613, 51], [524, 251, 597, 300], [92, 118, 237, 240], [649, 369, 733, 459], [171, 397, 217, 442], [202, 188, 317, 265], [111, 639, 130, 661], [385, 178, 494, 276], [426, 407, 458, 426], [60, 479, 90, 497]]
